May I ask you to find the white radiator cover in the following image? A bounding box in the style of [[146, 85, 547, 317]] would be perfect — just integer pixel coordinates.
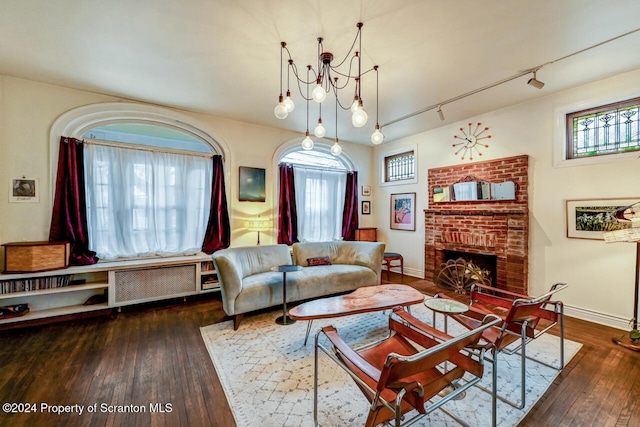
[[114, 264, 196, 305]]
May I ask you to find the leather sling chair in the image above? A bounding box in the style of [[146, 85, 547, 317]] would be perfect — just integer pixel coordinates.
[[313, 306, 501, 427], [436, 282, 567, 424]]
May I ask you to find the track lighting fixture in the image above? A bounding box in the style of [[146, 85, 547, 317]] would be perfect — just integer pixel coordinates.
[[527, 70, 545, 89], [379, 27, 639, 133], [276, 22, 383, 152]]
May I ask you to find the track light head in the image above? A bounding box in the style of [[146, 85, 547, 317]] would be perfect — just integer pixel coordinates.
[[437, 105, 445, 121], [527, 70, 545, 89]]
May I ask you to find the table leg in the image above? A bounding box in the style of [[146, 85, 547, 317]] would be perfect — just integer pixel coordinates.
[[276, 271, 296, 325], [303, 320, 314, 345]]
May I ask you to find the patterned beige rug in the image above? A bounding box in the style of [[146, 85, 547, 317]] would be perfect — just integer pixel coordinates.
[[200, 303, 581, 427]]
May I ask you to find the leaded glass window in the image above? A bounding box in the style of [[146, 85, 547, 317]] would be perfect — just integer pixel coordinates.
[[566, 97, 640, 159], [385, 150, 415, 182]]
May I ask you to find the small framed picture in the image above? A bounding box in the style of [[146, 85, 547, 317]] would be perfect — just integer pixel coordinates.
[[566, 198, 637, 240], [9, 178, 39, 203], [390, 192, 416, 231], [361, 200, 371, 215], [361, 185, 371, 197]]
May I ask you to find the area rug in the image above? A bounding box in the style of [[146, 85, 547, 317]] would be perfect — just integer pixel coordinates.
[[200, 304, 581, 427]]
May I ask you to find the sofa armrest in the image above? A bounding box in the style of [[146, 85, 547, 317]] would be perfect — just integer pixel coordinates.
[[212, 253, 243, 316]]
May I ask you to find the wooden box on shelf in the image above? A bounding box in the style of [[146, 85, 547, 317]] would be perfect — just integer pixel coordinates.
[[2, 241, 70, 273]]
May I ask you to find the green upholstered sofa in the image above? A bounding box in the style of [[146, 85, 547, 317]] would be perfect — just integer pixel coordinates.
[[212, 241, 385, 329]]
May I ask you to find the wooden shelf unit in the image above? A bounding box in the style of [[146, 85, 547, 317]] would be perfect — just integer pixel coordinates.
[[0, 253, 218, 325]]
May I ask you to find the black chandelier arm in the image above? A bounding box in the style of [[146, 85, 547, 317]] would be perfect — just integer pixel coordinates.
[[333, 85, 356, 111], [288, 61, 317, 101], [328, 54, 359, 87], [329, 23, 362, 69]]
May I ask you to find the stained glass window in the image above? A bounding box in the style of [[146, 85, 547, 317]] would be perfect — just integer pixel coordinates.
[[385, 150, 415, 182], [566, 97, 640, 159]]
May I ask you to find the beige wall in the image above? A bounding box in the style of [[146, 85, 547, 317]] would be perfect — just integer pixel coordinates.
[[375, 68, 640, 329], [0, 75, 374, 253]]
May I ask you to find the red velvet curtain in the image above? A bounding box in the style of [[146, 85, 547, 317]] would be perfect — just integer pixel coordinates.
[[277, 163, 298, 245], [202, 155, 231, 254], [341, 171, 359, 240], [48, 136, 99, 265]]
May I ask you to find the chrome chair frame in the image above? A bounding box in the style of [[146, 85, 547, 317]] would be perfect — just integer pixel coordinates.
[[440, 282, 567, 417]]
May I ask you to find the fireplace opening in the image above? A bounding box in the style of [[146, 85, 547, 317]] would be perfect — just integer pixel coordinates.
[[443, 250, 497, 288]]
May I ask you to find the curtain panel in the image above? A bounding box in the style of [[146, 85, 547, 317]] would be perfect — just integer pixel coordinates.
[[293, 167, 346, 242], [83, 142, 214, 259], [49, 137, 99, 265], [202, 155, 231, 254], [341, 171, 359, 240], [277, 163, 298, 245]]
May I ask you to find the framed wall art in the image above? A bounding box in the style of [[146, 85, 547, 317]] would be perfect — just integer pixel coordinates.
[[390, 192, 416, 231], [566, 198, 638, 240], [239, 167, 266, 202], [9, 178, 39, 203], [361, 185, 371, 197], [361, 200, 371, 215]]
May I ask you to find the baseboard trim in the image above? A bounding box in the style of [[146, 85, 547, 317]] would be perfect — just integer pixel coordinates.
[[402, 267, 424, 279], [389, 268, 628, 331], [564, 304, 628, 331]]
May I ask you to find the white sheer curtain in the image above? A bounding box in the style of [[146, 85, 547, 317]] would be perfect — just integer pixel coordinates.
[[294, 167, 346, 242], [84, 143, 212, 259]]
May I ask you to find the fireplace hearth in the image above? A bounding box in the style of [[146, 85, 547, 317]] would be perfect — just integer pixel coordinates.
[[443, 250, 497, 287]]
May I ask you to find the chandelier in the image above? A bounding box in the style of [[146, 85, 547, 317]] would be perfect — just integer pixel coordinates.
[[274, 22, 384, 155]]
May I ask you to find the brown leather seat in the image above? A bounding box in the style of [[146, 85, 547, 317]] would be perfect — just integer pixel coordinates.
[[313, 306, 500, 427]]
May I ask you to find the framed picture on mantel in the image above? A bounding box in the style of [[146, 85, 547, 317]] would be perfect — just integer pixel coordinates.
[[390, 192, 416, 231]]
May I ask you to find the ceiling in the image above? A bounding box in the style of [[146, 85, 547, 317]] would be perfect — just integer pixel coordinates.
[[2, 0, 640, 145]]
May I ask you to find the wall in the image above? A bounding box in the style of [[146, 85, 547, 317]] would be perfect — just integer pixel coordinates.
[[375, 68, 640, 329], [0, 75, 374, 261]]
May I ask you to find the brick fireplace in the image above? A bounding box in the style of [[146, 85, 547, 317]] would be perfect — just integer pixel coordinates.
[[424, 155, 529, 294]]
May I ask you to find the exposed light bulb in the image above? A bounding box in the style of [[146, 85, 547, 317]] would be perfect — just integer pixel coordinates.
[[274, 102, 288, 119], [314, 120, 326, 138], [350, 97, 360, 113], [352, 108, 368, 128], [330, 141, 342, 156], [301, 134, 314, 150], [311, 84, 327, 103], [283, 93, 295, 112], [371, 126, 384, 145]]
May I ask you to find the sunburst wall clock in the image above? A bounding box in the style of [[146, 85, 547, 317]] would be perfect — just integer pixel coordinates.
[[453, 122, 491, 161]]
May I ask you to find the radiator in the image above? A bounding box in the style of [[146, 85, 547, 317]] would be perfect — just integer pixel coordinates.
[[114, 264, 196, 305]]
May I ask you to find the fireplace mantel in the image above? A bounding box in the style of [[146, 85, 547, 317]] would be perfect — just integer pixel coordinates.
[[424, 208, 527, 215]]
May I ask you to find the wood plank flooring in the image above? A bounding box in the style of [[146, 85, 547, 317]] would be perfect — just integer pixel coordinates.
[[1, 274, 639, 426]]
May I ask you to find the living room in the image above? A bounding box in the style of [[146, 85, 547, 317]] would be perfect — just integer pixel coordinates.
[[1, 1, 640, 426]]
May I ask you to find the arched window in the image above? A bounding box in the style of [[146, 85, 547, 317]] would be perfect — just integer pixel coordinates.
[[50, 103, 229, 260], [278, 146, 358, 242]]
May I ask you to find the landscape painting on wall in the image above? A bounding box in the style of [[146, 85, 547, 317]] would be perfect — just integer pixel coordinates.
[[239, 167, 266, 202], [566, 198, 637, 240]]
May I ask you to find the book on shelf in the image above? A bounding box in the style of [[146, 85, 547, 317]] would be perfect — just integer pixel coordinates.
[[0, 275, 71, 295]]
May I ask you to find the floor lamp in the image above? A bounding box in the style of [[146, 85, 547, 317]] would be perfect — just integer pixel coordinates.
[[605, 202, 640, 351]]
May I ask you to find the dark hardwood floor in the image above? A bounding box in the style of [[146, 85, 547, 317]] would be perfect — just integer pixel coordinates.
[[1, 274, 639, 427]]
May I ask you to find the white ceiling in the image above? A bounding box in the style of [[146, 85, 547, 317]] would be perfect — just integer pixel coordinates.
[[2, 0, 640, 144]]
